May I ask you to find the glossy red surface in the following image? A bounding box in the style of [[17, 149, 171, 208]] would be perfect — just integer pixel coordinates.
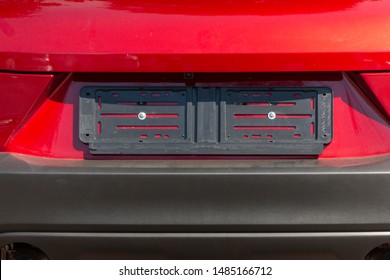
[[1, 0, 390, 72], [0, 73, 53, 150], [360, 73, 390, 118], [2, 1, 390, 158], [5, 73, 390, 159]]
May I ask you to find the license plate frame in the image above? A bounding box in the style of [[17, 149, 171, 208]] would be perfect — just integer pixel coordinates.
[[79, 86, 332, 155]]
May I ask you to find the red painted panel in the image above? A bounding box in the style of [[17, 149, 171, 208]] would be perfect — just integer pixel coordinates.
[[1, 53, 390, 73], [1, 0, 390, 72], [5, 73, 390, 159], [0, 73, 53, 149], [360, 73, 390, 118], [320, 75, 390, 158], [6, 74, 76, 157]]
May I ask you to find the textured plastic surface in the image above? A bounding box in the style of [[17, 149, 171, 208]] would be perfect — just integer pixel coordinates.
[[80, 88, 189, 145], [80, 87, 332, 155], [1, 153, 390, 234], [1, 232, 390, 260]]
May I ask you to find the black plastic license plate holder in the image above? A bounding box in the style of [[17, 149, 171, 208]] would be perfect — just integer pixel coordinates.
[[80, 87, 332, 155]]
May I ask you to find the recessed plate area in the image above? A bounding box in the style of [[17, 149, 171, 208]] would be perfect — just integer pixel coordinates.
[[79, 87, 332, 155]]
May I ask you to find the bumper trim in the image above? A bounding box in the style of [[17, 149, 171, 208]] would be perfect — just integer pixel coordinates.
[[1, 153, 390, 233], [1, 231, 390, 259]]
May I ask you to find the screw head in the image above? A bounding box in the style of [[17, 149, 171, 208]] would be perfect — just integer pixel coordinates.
[[268, 111, 276, 120], [138, 112, 147, 120]]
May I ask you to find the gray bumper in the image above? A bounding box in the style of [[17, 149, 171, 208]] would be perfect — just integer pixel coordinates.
[[1, 153, 390, 259]]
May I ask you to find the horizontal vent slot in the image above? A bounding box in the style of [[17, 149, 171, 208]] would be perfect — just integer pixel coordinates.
[[234, 126, 296, 131], [234, 114, 312, 119], [236, 102, 296, 106], [116, 126, 179, 130], [116, 102, 179, 106], [101, 114, 179, 119]]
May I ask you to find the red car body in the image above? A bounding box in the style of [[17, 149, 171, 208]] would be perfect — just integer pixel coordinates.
[[0, 0, 390, 259]]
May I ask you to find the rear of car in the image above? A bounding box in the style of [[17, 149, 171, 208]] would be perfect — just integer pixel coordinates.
[[1, 0, 390, 259]]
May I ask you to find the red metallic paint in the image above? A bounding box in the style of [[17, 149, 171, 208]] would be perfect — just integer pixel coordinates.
[[360, 73, 390, 118], [5, 74, 75, 157], [1, 0, 390, 72], [0, 73, 53, 150], [4, 73, 390, 159], [1, 1, 390, 159]]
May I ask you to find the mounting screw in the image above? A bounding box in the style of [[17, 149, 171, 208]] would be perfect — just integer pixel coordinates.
[[268, 111, 276, 120], [138, 112, 147, 120]]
